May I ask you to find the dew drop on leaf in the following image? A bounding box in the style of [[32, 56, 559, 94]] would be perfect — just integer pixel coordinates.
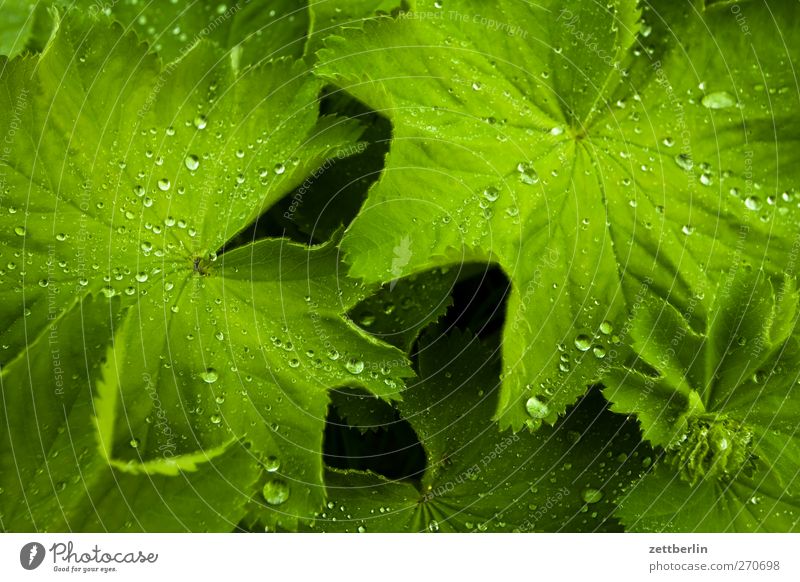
[[674, 153, 693, 172], [574, 334, 592, 351], [483, 186, 500, 202], [200, 368, 219, 383], [701, 91, 736, 110], [745, 196, 762, 211], [525, 396, 549, 420], [581, 488, 604, 504], [262, 479, 290, 505], [264, 456, 281, 472], [184, 154, 200, 171], [517, 161, 539, 185], [345, 358, 365, 374]]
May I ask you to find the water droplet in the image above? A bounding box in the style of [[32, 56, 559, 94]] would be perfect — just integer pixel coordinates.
[[200, 368, 219, 383], [599, 321, 613, 335], [129, 438, 140, 449], [346, 358, 365, 374], [550, 126, 564, 136], [14, 226, 26, 237], [135, 271, 149, 283], [701, 91, 736, 110], [288, 358, 300, 368], [193, 115, 207, 129], [210, 414, 222, 425], [662, 136, 675, 147], [357, 525, 367, 533], [581, 487, 603, 504], [274, 163, 286, 175], [517, 161, 539, 185], [185, 154, 200, 171], [483, 186, 500, 202], [428, 519, 440, 532], [682, 224, 695, 236], [745, 196, 762, 211], [525, 396, 549, 420], [593, 346, 606, 359], [157, 178, 171, 191], [264, 456, 281, 472], [262, 479, 290, 505], [574, 334, 592, 351], [674, 154, 693, 172]]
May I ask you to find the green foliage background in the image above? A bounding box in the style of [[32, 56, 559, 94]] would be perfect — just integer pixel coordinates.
[[0, 0, 797, 532]]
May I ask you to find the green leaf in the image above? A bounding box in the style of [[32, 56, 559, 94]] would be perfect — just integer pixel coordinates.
[[69, 0, 309, 65], [348, 266, 458, 351], [617, 458, 800, 533], [608, 269, 800, 531], [306, 331, 650, 532], [0, 296, 261, 532], [316, 0, 800, 430], [0, 0, 53, 57], [307, 0, 412, 57], [329, 388, 399, 433], [0, 13, 412, 531], [94, 343, 237, 477], [254, 91, 394, 245]]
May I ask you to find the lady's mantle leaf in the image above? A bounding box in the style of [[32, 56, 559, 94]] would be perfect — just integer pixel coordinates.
[[607, 270, 800, 531], [316, 0, 800, 430], [305, 331, 650, 533], [0, 13, 412, 530], [0, 296, 261, 532]]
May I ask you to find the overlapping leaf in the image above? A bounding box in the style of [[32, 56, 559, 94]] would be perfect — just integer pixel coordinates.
[[0, 13, 412, 531], [0, 296, 261, 532], [0, 0, 52, 58], [306, 331, 650, 532], [316, 0, 800, 430], [607, 270, 800, 531]]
